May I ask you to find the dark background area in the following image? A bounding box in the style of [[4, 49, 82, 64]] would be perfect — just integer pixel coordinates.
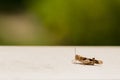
[[0, 0, 120, 45]]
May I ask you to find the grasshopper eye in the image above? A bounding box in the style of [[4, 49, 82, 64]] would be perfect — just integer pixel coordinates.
[[83, 58, 87, 60]]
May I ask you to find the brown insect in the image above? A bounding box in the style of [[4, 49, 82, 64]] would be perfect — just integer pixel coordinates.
[[73, 48, 103, 65]]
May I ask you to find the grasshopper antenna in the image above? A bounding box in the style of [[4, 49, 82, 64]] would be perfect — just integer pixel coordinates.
[[75, 48, 76, 55], [72, 48, 77, 64]]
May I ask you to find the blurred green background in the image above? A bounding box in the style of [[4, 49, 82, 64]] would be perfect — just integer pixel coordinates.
[[0, 0, 120, 45]]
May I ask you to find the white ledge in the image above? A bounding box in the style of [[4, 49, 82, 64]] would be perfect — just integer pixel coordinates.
[[0, 46, 120, 80]]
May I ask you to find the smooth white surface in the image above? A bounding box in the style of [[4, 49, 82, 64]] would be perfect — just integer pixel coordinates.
[[0, 46, 120, 80]]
